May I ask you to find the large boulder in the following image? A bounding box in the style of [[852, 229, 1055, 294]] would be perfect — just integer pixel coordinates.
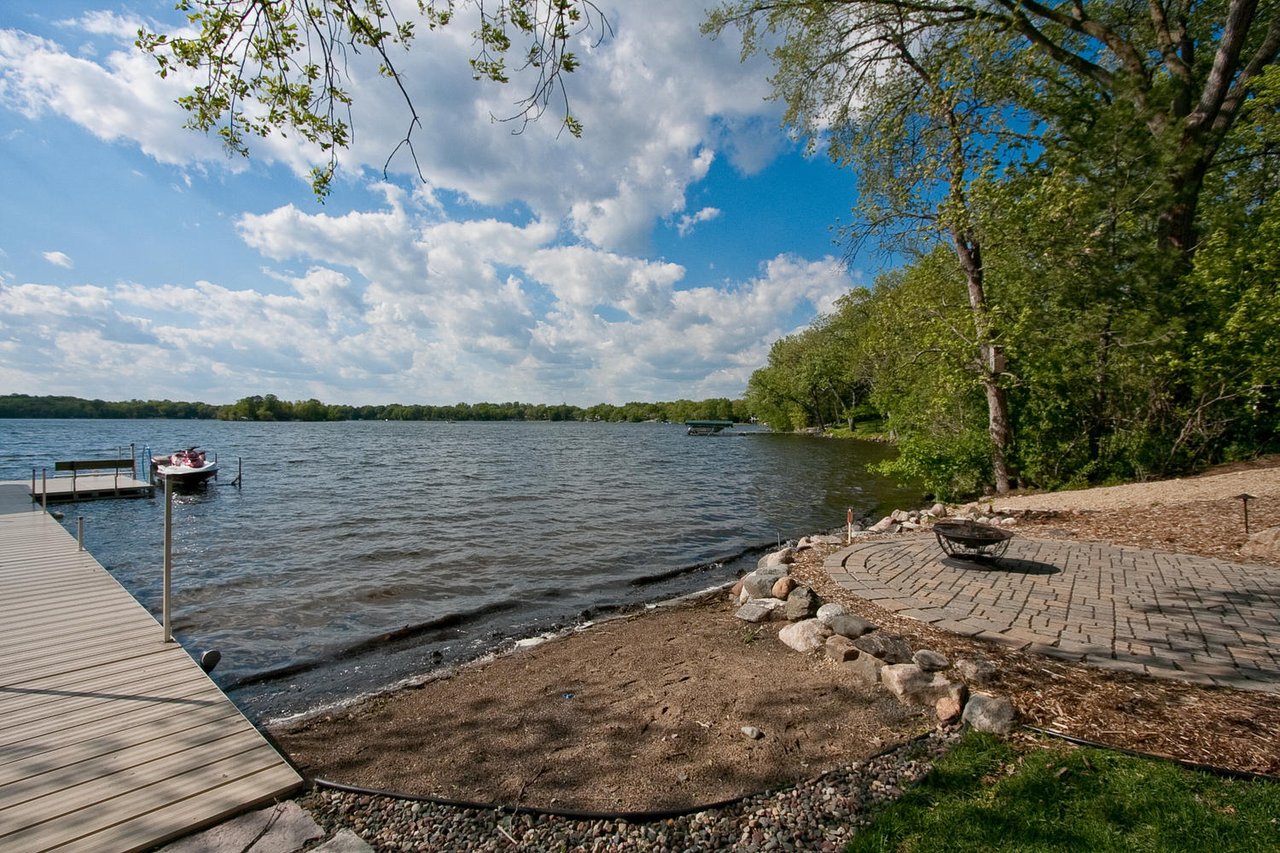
[[825, 634, 859, 663], [742, 567, 789, 598], [963, 693, 1016, 735], [827, 613, 876, 639], [815, 603, 848, 624], [868, 516, 899, 534], [757, 547, 796, 570], [784, 585, 820, 621], [1242, 526, 1280, 562], [853, 632, 913, 663], [880, 664, 956, 706], [912, 649, 950, 672], [953, 657, 998, 687], [735, 598, 785, 623], [772, 576, 797, 599], [844, 652, 887, 683], [778, 618, 832, 653]]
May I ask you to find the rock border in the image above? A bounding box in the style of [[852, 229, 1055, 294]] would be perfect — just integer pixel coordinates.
[[733, 524, 1018, 737]]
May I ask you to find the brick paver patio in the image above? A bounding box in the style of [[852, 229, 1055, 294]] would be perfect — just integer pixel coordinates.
[[824, 535, 1280, 692]]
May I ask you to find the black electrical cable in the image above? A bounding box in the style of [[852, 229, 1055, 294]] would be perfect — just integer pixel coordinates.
[[311, 777, 748, 822], [310, 730, 943, 823], [1021, 725, 1280, 783]]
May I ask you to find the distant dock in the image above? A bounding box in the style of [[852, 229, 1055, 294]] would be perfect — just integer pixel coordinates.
[[0, 484, 300, 851]]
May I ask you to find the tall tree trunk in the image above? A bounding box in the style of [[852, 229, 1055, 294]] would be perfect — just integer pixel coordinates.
[[953, 232, 1014, 494]]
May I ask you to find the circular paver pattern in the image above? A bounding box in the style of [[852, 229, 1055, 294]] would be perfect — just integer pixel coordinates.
[[825, 534, 1280, 692]]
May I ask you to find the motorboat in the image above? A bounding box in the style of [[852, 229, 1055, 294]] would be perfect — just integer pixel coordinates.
[[152, 447, 218, 486]]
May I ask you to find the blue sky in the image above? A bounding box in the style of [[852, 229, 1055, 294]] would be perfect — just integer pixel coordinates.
[[0, 1, 872, 406]]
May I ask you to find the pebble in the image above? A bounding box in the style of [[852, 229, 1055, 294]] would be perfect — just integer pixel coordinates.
[[301, 730, 959, 851]]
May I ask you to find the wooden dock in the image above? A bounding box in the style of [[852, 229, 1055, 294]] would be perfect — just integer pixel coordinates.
[[0, 484, 300, 852], [25, 473, 154, 503]]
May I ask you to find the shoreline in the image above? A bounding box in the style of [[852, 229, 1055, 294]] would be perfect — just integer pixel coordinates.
[[264, 460, 1279, 849], [261, 581, 739, 729], [273, 461, 1279, 798]]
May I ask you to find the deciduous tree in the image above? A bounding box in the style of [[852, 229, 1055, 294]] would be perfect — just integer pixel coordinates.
[[138, 0, 606, 198]]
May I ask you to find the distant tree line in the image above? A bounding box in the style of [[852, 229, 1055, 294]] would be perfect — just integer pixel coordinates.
[[0, 393, 750, 425], [0, 395, 220, 419]]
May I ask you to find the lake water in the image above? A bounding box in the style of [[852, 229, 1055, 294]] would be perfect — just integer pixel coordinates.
[[0, 418, 920, 721]]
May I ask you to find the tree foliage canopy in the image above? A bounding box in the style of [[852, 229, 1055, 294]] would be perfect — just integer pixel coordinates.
[[718, 0, 1280, 497], [137, 0, 605, 197]]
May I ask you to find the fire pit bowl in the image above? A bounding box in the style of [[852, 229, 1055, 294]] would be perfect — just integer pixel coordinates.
[[933, 519, 1014, 561]]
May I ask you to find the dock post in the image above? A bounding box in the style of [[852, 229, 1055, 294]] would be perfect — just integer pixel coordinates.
[[41, 469, 47, 512], [162, 477, 173, 643], [237, 457, 243, 488], [78, 516, 84, 551]]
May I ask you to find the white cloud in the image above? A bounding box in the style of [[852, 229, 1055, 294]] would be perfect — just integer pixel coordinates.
[[1, 3, 784, 252], [0, 25, 226, 169], [0, 2, 861, 406], [42, 250, 73, 268], [675, 207, 722, 237]]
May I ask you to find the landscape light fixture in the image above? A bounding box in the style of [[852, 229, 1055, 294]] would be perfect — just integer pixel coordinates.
[[1233, 493, 1256, 534]]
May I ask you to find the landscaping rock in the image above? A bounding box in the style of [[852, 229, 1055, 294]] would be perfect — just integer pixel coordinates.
[[868, 516, 898, 533], [852, 632, 913, 664], [953, 657, 998, 687], [1242, 526, 1280, 561], [825, 635, 859, 663], [742, 567, 789, 598], [912, 649, 950, 672], [815, 603, 848, 624], [758, 548, 796, 569], [827, 613, 876, 639], [935, 682, 969, 724], [771, 576, 796, 599], [963, 693, 1016, 735], [784, 585, 820, 620], [844, 652, 887, 683], [778, 619, 831, 653], [734, 598, 784, 624], [741, 726, 764, 740], [880, 664, 956, 706], [929, 503, 947, 518]]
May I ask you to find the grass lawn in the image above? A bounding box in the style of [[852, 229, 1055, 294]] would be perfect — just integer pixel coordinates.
[[849, 731, 1280, 852]]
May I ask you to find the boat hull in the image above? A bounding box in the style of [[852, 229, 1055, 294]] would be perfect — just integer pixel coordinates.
[[154, 462, 218, 486]]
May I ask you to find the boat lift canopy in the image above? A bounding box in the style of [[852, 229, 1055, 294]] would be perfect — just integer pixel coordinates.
[[685, 419, 735, 435]]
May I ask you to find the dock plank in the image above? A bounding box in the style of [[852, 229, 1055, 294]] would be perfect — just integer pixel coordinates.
[[0, 485, 300, 853]]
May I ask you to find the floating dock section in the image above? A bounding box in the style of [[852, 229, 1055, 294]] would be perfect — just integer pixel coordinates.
[[0, 484, 300, 852]]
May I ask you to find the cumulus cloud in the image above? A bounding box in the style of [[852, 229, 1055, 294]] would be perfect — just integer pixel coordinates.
[[42, 250, 73, 268], [675, 207, 721, 237], [0, 24, 226, 168], [0, 2, 862, 406], [1, 3, 784, 250]]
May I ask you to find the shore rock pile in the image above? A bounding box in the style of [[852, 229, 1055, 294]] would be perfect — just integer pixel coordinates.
[[731, 540, 1017, 736]]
